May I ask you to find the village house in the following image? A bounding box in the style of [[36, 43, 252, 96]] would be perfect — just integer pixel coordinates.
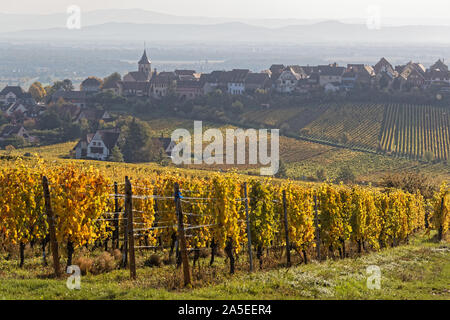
[[296, 73, 320, 93], [81, 77, 102, 93], [150, 72, 178, 98], [269, 64, 285, 82], [223, 69, 250, 95], [74, 109, 113, 124], [5, 101, 46, 119], [0, 125, 36, 143], [118, 81, 150, 97], [0, 86, 35, 106], [101, 80, 121, 95], [373, 58, 397, 89], [425, 59, 450, 88], [346, 64, 375, 86], [73, 129, 120, 161], [175, 80, 204, 100], [318, 64, 345, 87], [397, 62, 426, 90], [150, 137, 176, 156], [244, 73, 272, 92], [275, 66, 307, 93], [200, 71, 227, 95]]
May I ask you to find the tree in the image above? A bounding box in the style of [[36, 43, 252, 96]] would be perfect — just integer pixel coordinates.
[[120, 118, 151, 163], [108, 146, 124, 162], [275, 160, 288, 178], [336, 166, 356, 184], [29, 82, 46, 102], [46, 79, 74, 97], [80, 77, 103, 91], [102, 72, 121, 89]]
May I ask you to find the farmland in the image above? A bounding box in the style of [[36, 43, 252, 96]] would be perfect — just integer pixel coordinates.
[[240, 102, 450, 162]]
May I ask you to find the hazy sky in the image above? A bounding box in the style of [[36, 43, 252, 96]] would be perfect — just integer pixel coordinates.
[[2, 0, 450, 20]]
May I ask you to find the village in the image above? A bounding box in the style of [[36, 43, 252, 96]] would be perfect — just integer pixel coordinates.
[[1, 50, 450, 162]]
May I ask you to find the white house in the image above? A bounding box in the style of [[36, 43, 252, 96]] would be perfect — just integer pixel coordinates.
[[275, 66, 306, 93], [73, 129, 120, 161]]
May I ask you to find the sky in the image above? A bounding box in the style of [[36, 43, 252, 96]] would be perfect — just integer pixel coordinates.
[[2, 0, 450, 21]]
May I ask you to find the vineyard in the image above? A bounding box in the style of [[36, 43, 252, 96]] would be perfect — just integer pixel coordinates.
[[0, 160, 448, 288], [302, 103, 385, 150], [380, 104, 450, 161], [241, 102, 450, 162]]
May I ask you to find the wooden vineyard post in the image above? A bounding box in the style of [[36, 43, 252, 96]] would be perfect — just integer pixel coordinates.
[[174, 182, 191, 287], [314, 195, 321, 261], [42, 176, 61, 277], [113, 182, 120, 250], [243, 182, 253, 272], [122, 179, 129, 268], [125, 177, 136, 279], [282, 190, 291, 267]]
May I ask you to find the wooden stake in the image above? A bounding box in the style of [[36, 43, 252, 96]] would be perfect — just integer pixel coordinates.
[[243, 182, 253, 272], [174, 182, 191, 286], [42, 176, 61, 277], [122, 178, 129, 268], [125, 177, 136, 279], [282, 190, 291, 267], [113, 182, 119, 250]]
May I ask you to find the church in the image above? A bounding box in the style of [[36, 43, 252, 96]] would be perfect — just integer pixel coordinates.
[[123, 49, 152, 82]]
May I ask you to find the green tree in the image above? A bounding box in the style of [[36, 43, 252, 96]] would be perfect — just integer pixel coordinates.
[[120, 118, 151, 162], [275, 160, 288, 178], [336, 166, 356, 184], [102, 73, 121, 89], [108, 145, 124, 162]]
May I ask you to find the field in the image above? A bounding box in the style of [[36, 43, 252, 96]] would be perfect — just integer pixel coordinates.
[[0, 232, 448, 300], [241, 102, 450, 161], [380, 104, 450, 161]]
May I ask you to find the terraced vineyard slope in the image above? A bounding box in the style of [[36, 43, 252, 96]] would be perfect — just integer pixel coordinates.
[[380, 104, 450, 161]]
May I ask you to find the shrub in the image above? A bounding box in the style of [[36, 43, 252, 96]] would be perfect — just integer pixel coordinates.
[[91, 252, 116, 275], [74, 256, 93, 275], [144, 254, 162, 267]]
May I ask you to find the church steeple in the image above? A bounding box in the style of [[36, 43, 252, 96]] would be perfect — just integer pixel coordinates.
[[138, 48, 151, 79], [139, 49, 151, 65]]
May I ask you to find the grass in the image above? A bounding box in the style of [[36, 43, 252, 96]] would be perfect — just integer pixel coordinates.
[[0, 232, 448, 300]]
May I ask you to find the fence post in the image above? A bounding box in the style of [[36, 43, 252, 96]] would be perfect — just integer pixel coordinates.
[[282, 190, 291, 267], [113, 182, 119, 250], [174, 182, 191, 287], [243, 182, 253, 272], [42, 176, 61, 277], [314, 195, 321, 261], [125, 177, 136, 279], [122, 178, 129, 268]]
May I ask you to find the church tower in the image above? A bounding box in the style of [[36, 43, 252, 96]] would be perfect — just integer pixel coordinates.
[[138, 49, 152, 79]]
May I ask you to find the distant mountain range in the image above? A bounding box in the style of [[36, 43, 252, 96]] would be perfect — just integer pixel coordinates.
[[0, 9, 322, 33], [2, 9, 450, 44], [4, 20, 450, 44]]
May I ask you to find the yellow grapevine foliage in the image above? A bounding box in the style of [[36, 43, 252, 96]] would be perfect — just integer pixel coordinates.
[[248, 179, 278, 249], [47, 165, 110, 247], [131, 178, 157, 247], [318, 184, 353, 250], [281, 183, 315, 250], [0, 161, 429, 254], [0, 160, 47, 245], [432, 182, 449, 238], [210, 174, 245, 254]]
